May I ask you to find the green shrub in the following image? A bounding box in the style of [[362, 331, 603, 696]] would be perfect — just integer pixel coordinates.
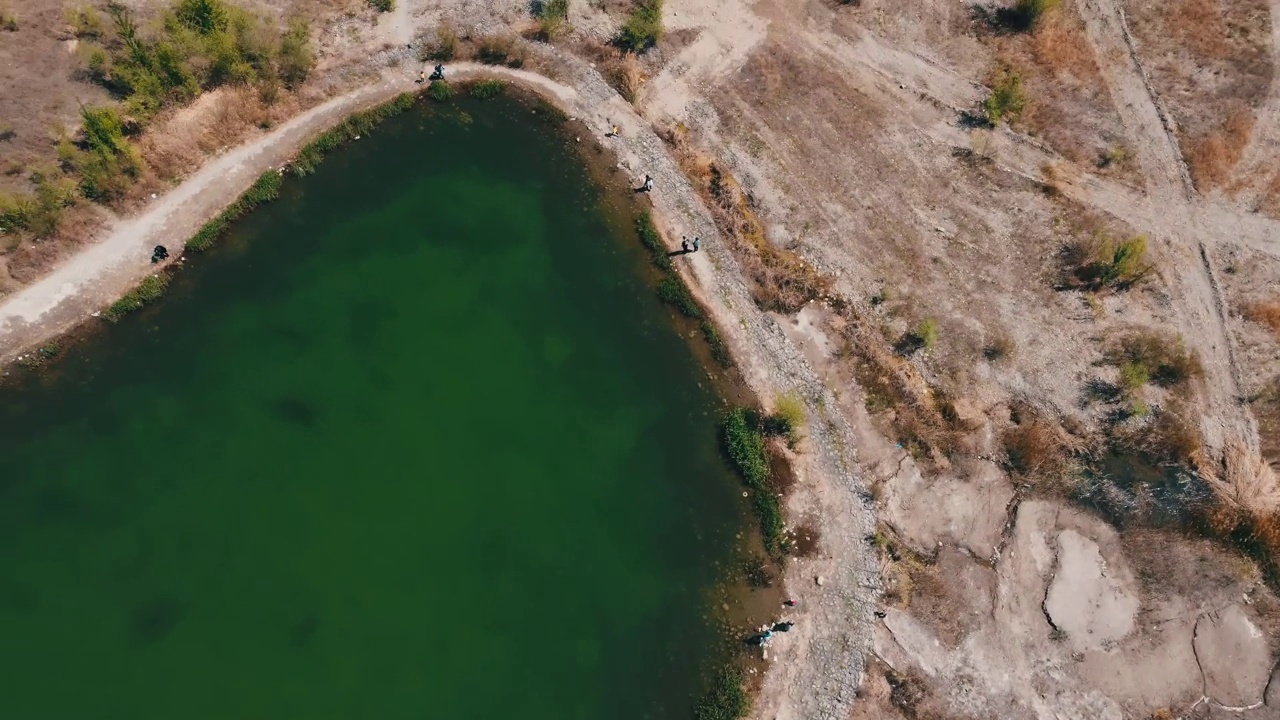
[[469, 79, 505, 99], [92, 1, 309, 121], [771, 394, 806, 442], [983, 72, 1027, 125], [175, 0, 229, 34], [427, 79, 453, 102], [1067, 234, 1153, 291], [541, 0, 569, 20], [0, 177, 78, 239], [693, 666, 750, 720], [104, 273, 170, 322], [657, 276, 702, 318], [368, 0, 394, 11], [277, 18, 314, 88], [61, 105, 144, 203], [1, 7, 17, 31], [917, 318, 938, 350], [537, 0, 569, 38], [617, 0, 663, 52]]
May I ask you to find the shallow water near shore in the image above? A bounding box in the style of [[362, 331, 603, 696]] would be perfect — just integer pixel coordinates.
[[0, 96, 746, 718]]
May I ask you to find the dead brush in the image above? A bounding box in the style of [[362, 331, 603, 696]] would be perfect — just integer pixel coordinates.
[[595, 48, 643, 104], [1030, 13, 1096, 80], [1002, 407, 1085, 488], [662, 124, 831, 313], [1243, 299, 1280, 336], [1188, 103, 1254, 190], [844, 317, 965, 467], [1204, 440, 1280, 520]]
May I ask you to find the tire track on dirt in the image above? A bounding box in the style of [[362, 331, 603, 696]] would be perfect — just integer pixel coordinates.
[[1077, 0, 1258, 455]]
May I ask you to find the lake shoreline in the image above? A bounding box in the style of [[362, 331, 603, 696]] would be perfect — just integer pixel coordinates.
[[0, 51, 877, 720]]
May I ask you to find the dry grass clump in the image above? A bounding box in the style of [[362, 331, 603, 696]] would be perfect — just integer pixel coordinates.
[[474, 34, 527, 68], [1105, 329, 1204, 390], [1030, 13, 1094, 77], [845, 320, 965, 467], [1002, 408, 1084, 487], [1187, 103, 1255, 190], [1242, 299, 1280, 336], [662, 124, 831, 313], [1255, 376, 1280, 463], [1204, 441, 1280, 518]]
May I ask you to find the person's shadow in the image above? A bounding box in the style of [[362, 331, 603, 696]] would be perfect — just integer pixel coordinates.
[[667, 249, 693, 257]]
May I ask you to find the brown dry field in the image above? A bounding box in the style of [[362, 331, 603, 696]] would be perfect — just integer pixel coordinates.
[[5, 0, 1280, 717]]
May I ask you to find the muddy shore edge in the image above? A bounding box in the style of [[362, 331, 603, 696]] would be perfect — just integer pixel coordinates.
[[0, 47, 879, 720]]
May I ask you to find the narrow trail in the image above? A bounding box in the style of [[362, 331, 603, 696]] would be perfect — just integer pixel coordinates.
[[1076, 0, 1257, 456]]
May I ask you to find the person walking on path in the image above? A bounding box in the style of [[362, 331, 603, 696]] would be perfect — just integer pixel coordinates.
[[417, 70, 426, 83], [636, 174, 653, 193], [691, 237, 700, 252], [681, 237, 690, 253]]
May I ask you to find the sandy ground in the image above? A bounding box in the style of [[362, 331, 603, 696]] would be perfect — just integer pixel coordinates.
[[4, 1, 1280, 718]]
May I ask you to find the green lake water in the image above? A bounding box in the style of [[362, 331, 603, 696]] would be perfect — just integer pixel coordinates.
[[0, 96, 745, 718]]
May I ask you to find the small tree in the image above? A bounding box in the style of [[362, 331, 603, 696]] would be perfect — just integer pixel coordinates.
[[983, 72, 1027, 125]]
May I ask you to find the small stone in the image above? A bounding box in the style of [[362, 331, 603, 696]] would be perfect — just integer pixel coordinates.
[[815, 575, 825, 586]]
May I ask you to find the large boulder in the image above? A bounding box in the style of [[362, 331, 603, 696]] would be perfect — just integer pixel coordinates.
[[1192, 604, 1273, 707], [1044, 529, 1139, 651]]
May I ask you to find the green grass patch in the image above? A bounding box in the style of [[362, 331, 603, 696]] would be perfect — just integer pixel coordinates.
[[636, 212, 672, 270], [104, 273, 170, 322], [427, 79, 454, 102], [187, 169, 281, 252], [469, 79, 505, 99], [368, 0, 394, 11], [723, 408, 784, 555], [693, 665, 750, 720], [292, 92, 416, 176], [657, 276, 701, 318], [700, 319, 733, 368]]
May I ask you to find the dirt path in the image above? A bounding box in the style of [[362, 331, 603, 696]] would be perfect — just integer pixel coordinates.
[[1077, 0, 1257, 456]]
